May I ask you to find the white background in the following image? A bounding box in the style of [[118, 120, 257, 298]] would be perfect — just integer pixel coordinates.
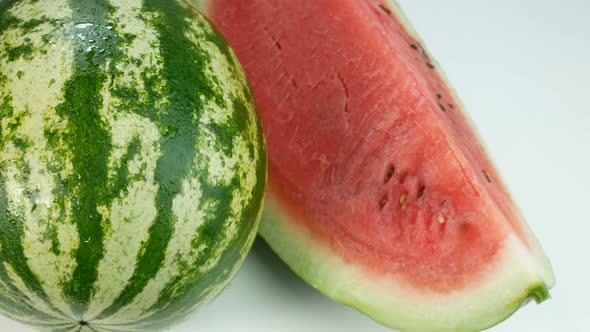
[[1, 0, 589, 331]]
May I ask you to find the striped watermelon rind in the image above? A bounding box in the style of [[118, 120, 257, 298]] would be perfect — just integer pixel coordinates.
[[0, 0, 266, 331]]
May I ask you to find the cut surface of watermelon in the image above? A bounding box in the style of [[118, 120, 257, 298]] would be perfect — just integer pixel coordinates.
[[196, 0, 554, 331]]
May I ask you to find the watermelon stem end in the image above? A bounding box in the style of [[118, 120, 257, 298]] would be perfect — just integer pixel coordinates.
[[519, 283, 551, 310], [529, 284, 551, 304]]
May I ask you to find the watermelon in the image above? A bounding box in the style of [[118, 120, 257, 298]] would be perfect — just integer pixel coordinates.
[[0, 0, 266, 331], [196, 0, 554, 331]]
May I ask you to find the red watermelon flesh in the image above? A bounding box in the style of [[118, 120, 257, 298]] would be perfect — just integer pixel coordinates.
[[196, 0, 554, 331]]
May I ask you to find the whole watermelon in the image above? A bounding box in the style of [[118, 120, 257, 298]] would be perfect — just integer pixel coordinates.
[[0, 0, 266, 331]]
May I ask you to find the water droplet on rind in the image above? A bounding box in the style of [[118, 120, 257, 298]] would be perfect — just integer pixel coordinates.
[[75, 23, 94, 29]]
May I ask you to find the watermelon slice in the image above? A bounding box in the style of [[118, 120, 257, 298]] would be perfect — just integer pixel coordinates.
[[195, 0, 555, 331]]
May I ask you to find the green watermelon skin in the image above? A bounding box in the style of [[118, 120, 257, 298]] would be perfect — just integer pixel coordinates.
[[0, 0, 266, 331]]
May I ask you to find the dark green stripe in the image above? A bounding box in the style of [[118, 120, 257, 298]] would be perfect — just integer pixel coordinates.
[[0, 1, 19, 34], [109, 137, 142, 197], [0, 75, 10, 151], [56, 0, 117, 316]]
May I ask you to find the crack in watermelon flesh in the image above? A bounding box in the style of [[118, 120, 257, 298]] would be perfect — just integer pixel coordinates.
[[196, 0, 554, 330]]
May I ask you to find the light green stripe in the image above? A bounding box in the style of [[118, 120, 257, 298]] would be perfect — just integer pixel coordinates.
[[57, 0, 116, 314]]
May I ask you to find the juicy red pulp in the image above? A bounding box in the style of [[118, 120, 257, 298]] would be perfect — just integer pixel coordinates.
[[208, 0, 529, 291]]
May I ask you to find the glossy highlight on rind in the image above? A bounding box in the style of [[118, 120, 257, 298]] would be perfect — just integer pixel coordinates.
[[0, 0, 266, 331]]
